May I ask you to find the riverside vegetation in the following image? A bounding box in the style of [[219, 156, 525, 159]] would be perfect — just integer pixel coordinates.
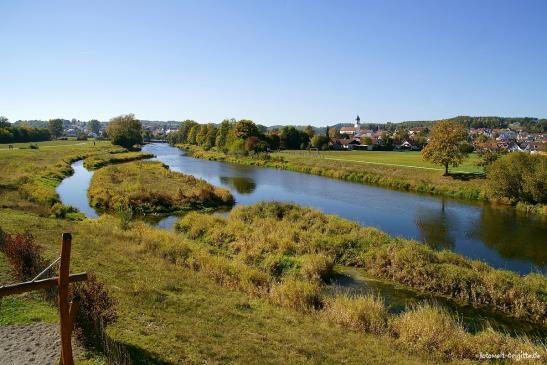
[[88, 160, 234, 214], [1, 140, 546, 363]]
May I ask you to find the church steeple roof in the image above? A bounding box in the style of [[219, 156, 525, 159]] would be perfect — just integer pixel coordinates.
[[355, 115, 360, 124]]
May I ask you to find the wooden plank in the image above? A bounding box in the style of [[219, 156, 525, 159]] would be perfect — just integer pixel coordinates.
[[0, 273, 87, 297], [59, 233, 74, 365]]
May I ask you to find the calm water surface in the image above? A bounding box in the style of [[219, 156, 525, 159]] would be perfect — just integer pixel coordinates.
[[56, 160, 98, 218], [143, 144, 546, 275], [57, 143, 547, 275]]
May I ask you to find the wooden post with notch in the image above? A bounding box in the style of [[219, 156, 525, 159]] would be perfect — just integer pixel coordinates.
[[59, 233, 74, 365]]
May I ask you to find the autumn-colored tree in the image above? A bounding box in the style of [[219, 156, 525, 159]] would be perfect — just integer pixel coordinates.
[[421, 120, 468, 175], [107, 114, 142, 149]]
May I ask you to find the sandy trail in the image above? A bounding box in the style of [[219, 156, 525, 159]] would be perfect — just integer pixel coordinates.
[[0, 322, 81, 364]]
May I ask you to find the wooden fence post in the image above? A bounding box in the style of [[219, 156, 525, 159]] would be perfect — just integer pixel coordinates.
[[59, 233, 74, 365]]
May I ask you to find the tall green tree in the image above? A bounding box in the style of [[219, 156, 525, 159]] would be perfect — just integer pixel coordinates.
[[195, 124, 208, 145], [215, 119, 232, 149], [0, 116, 9, 128], [204, 123, 217, 149], [106, 114, 143, 149], [88, 119, 101, 135], [187, 124, 200, 145], [421, 120, 468, 175], [48, 119, 64, 139]]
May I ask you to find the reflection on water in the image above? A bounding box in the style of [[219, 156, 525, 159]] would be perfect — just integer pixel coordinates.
[[329, 267, 547, 340], [219, 176, 256, 194], [416, 200, 455, 251], [472, 206, 547, 268]]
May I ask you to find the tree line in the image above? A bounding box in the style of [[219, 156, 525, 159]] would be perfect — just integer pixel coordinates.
[[167, 119, 330, 153], [0, 116, 51, 143]]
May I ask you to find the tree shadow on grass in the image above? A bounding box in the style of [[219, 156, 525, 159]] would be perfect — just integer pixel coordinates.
[[448, 172, 485, 181], [123, 342, 173, 365]]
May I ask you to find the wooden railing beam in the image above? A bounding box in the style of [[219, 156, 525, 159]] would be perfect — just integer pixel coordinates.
[[0, 273, 88, 297]]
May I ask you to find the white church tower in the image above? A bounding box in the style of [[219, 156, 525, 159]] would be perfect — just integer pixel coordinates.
[[354, 115, 361, 136]]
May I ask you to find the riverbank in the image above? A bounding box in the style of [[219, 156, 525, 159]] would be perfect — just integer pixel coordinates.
[[176, 202, 547, 326], [179, 145, 547, 215], [88, 160, 234, 213], [2, 208, 545, 363]]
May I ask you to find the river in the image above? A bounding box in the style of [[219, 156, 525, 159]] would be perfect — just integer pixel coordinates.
[[57, 143, 546, 275], [143, 143, 546, 275]]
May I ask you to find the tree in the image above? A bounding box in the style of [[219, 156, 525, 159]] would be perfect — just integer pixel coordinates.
[[303, 125, 315, 139], [0, 116, 9, 128], [327, 127, 340, 139], [204, 123, 217, 149], [195, 124, 208, 146], [311, 135, 328, 149], [234, 120, 259, 140], [215, 119, 232, 149], [88, 119, 101, 135], [106, 114, 143, 149], [280, 126, 307, 149], [48, 119, 64, 139], [421, 120, 468, 175], [187, 125, 200, 145], [486, 153, 546, 204]]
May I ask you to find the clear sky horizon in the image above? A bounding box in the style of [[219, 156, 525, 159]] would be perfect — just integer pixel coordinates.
[[1, 0, 546, 126]]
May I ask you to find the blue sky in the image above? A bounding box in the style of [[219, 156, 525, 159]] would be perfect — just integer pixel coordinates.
[[1, 0, 546, 126]]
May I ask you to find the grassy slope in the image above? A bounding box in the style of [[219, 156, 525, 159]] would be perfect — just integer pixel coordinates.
[[89, 161, 234, 213], [182, 145, 487, 201], [0, 210, 435, 365]]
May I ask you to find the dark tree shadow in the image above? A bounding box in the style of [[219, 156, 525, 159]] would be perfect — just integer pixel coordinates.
[[448, 172, 485, 181]]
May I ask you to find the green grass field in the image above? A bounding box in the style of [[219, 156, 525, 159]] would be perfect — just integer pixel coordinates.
[[276, 150, 483, 174], [0, 139, 104, 149]]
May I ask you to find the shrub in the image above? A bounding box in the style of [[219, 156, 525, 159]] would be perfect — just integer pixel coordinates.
[[323, 294, 387, 335], [270, 278, 323, 312], [299, 254, 334, 282], [70, 274, 118, 349], [50, 202, 69, 218], [117, 206, 133, 231], [0, 232, 45, 280], [390, 304, 469, 359], [487, 153, 546, 204]]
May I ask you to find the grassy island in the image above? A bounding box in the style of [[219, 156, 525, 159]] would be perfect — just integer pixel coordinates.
[[88, 160, 234, 213], [83, 151, 154, 169]]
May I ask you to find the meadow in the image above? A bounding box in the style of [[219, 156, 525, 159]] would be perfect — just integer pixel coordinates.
[[282, 150, 483, 174]]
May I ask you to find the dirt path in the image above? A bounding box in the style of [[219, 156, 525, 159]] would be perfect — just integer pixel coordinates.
[[0, 322, 81, 364]]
